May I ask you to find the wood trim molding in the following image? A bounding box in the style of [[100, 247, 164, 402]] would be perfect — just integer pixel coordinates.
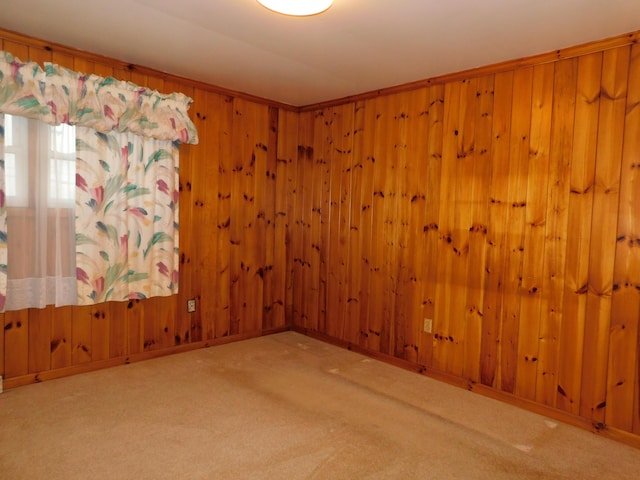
[[3, 326, 289, 390], [293, 326, 640, 450], [300, 29, 640, 111], [0, 27, 298, 111], [3, 26, 638, 113]]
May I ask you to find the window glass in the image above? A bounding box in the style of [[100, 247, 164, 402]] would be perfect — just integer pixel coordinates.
[[4, 114, 75, 207], [4, 114, 29, 205]]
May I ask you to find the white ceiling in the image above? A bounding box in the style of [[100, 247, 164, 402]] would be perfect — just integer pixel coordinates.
[[1, 0, 639, 106]]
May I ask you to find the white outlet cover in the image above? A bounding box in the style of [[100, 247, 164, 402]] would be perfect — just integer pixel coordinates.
[[187, 299, 196, 313], [423, 318, 433, 333]]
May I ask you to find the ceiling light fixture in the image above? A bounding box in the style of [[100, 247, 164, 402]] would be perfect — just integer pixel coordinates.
[[256, 0, 334, 16]]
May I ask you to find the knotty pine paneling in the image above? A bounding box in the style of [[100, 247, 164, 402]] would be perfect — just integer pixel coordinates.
[[0, 30, 291, 388], [4, 25, 640, 446], [275, 109, 298, 328], [611, 43, 640, 434], [291, 41, 640, 441]]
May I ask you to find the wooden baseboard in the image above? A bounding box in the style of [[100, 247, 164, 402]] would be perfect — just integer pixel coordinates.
[[4, 325, 289, 390], [293, 326, 640, 450]]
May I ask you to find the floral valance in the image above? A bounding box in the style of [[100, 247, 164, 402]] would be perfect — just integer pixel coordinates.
[[0, 50, 198, 144]]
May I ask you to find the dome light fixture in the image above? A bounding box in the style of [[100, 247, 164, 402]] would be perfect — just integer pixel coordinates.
[[256, 0, 334, 16]]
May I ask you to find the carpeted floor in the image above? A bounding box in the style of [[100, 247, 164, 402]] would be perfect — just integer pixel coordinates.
[[1, 331, 640, 479]]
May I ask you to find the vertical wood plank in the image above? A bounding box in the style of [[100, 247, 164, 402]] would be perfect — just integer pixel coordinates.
[[557, 52, 602, 414], [418, 84, 444, 368], [246, 103, 269, 334], [250, 102, 270, 333], [448, 78, 477, 376], [145, 74, 165, 92], [72, 306, 92, 364], [354, 99, 377, 347], [261, 106, 279, 330], [310, 110, 327, 332], [463, 74, 495, 382], [73, 58, 95, 82], [344, 101, 366, 344], [515, 63, 554, 400], [580, 46, 630, 423], [481, 71, 514, 388], [196, 91, 220, 340], [379, 96, 402, 357], [500, 67, 533, 394], [51, 50, 74, 70], [392, 93, 412, 359], [229, 100, 246, 336], [396, 88, 430, 363], [185, 87, 211, 342], [230, 99, 269, 334], [608, 43, 640, 432], [325, 105, 341, 337], [127, 300, 145, 355], [3, 310, 29, 377], [316, 108, 332, 335], [292, 113, 306, 329], [111, 63, 131, 83], [284, 112, 299, 327], [434, 80, 463, 373], [51, 306, 73, 369], [368, 96, 394, 353], [155, 296, 178, 349], [536, 58, 577, 407], [216, 95, 234, 338], [3, 40, 29, 61], [28, 308, 52, 374], [26, 44, 52, 66], [275, 108, 297, 327], [388, 93, 411, 359], [293, 111, 316, 330], [108, 301, 128, 359], [141, 300, 160, 351], [328, 104, 355, 339], [91, 305, 110, 362], [91, 61, 114, 78]]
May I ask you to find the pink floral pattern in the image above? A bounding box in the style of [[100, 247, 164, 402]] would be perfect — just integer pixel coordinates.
[[0, 50, 193, 310], [0, 50, 198, 144], [75, 128, 180, 303]]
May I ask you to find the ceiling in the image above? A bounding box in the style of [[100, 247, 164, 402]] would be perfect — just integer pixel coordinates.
[[1, 0, 639, 106]]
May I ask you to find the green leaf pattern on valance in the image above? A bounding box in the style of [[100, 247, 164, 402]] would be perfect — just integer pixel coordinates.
[[0, 50, 198, 144]]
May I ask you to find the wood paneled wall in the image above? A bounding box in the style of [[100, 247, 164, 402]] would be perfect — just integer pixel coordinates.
[[3, 26, 640, 446], [0, 30, 294, 388], [291, 41, 640, 440]]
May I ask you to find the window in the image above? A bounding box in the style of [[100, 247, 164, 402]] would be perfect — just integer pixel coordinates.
[[2, 114, 77, 310], [4, 114, 76, 208], [0, 50, 193, 311], [48, 121, 76, 206], [3, 114, 28, 205]]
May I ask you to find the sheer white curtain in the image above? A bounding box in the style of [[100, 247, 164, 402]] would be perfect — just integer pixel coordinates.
[[3, 114, 77, 310]]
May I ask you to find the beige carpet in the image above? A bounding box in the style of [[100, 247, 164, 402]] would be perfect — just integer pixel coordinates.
[[1, 331, 639, 479]]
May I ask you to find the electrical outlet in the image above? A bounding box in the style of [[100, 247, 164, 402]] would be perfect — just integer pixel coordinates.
[[187, 299, 196, 313], [423, 318, 433, 334]]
